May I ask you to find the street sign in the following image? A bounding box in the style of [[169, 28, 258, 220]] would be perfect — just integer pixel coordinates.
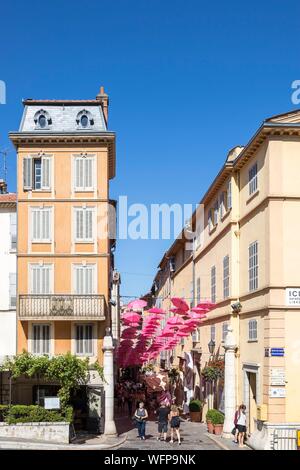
[[271, 348, 284, 357], [270, 368, 285, 386], [269, 387, 286, 398], [286, 288, 300, 306], [44, 397, 60, 409]]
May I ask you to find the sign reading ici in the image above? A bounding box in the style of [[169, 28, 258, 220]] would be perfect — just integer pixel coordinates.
[[285, 288, 300, 306]]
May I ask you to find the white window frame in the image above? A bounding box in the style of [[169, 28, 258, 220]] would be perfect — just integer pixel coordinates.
[[31, 323, 52, 355], [29, 263, 54, 294], [227, 180, 232, 210], [10, 212, 17, 251], [222, 322, 229, 342], [249, 162, 258, 195], [211, 266, 216, 303], [210, 324, 216, 342], [31, 207, 53, 243], [74, 207, 95, 243], [23, 155, 52, 191], [248, 319, 258, 341], [75, 323, 95, 356], [72, 264, 97, 295], [73, 155, 95, 192], [192, 327, 200, 343], [223, 255, 230, 299], [249, 241, 258, 292], [9, 272, 17, 309]]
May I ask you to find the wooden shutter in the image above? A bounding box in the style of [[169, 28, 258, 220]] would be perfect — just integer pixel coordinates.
[[33, 210, 41, 241], [42, 325, 50, 354], [85, 158, 93, 189], [41, 156, 51, 190], [23, 157, 32, 190], [85, 209, 93, 240], [31, 266, 40, 294], [41, 209, 50, 241], [75, 266, 84, 294], [76, 209, 84, 240], [42, 266, 50, 294]]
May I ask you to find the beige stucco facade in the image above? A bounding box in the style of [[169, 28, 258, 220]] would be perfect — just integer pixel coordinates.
[[10, 90, 116, 367], [151, 109, 300, 436]]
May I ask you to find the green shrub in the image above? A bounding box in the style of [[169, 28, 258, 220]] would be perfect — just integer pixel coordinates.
[[0, 405, 9, 422], [5, 405, 72, 424], [206, 409, 224, 425], [189, 400, 204, 412]]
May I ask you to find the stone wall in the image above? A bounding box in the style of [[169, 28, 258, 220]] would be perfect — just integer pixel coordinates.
[[0, 422, 70, 443]]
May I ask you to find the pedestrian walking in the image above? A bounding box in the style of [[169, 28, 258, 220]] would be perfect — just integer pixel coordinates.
[[156, 402, 170, 441], [236, 404, 247, 448], [169, 405, 181, 445], [134, 401, 148, 440]]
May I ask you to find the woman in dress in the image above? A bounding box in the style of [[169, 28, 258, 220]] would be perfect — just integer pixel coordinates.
[[169, 405, 181, 445]]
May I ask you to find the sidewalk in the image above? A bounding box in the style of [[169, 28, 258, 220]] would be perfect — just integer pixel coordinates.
[[205, 431, 250, 451]]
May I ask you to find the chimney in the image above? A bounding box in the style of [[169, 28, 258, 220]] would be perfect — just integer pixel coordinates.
[[96, 86, 109, 126], [0, 179, 7, 194]]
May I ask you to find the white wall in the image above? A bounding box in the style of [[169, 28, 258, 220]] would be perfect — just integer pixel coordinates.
[[0, 207, 17, 357]]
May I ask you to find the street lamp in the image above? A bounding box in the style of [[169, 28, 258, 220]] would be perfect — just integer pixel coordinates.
[[208, 339, 215, 356]]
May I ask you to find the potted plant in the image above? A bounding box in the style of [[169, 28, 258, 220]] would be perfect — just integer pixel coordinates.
[[206, 409, 215, 433], [188, 399, 204, 422], [206, 409, 225, 434]]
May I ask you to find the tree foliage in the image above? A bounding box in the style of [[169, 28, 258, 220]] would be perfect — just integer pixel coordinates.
[[1, 351, 105, 409]]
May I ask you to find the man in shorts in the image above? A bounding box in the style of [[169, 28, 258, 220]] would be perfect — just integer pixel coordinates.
[[156, 402, 170, 441]]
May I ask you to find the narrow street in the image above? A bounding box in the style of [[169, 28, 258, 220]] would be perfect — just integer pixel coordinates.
[[114, 415, 222, 450]]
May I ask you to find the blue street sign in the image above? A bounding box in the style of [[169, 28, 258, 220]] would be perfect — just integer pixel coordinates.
[[271, 348, 284, 357]]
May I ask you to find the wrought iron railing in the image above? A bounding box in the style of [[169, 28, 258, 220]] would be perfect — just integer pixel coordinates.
[[18, 294, 106, 319]]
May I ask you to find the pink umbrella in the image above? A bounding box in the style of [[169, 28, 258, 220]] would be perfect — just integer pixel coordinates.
[[191, 307, 207, 314], [127, 299, 147, 310], [167, 316, 184, 326], [122, 312, 141, 323], [170, 308, 189, 315], [148, 308, 166, 314], [171, 297, 189, 312], [196, 301, 215, 309]]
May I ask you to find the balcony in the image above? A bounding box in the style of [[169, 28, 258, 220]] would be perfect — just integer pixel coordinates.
[[18, 295, 106, 321]]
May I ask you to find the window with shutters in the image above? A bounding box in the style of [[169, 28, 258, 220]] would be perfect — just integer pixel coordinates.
[[10, 212, 17, 251], [30, 264, 53, 294], [74, 207, 94, 242], [9, 273, 16, 309], [223, 255, 230, 299], [192, 328, 200, 342], [211, 265, 216, 303], [75, 324, 94, 355], [249, 241, 258, 291], [210, 324, 216, 342], [74, 156, 94, 191], [249, 162, 258, 195], [32, 324, 51, 355], [23, 156, 52, 191], [227, 180, 232, 210], [73, 264, 96, 294], [248, 319, 258, 341], [196, 277, 201, 304], [222, 322, 229, 342], [31, 208, 52, 242]]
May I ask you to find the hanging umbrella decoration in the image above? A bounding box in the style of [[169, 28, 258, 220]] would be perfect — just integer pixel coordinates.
[[116, 297, 216, 368]]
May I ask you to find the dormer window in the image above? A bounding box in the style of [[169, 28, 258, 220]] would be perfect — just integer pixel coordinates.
[[34, 109, 52, 129], [76, 109, 94, 129], [38, 114, 47, 128], [80, 114, 89, 128]]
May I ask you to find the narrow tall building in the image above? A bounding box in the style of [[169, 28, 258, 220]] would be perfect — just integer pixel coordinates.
[[10, 88, 116, 414]]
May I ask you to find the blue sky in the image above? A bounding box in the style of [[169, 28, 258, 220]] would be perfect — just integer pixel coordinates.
[[1, 0, 300, 301]]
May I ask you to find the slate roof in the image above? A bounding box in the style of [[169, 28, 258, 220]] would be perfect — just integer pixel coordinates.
[[19, 101, 107, 133]]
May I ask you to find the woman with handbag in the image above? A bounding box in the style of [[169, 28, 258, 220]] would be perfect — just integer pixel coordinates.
[[169, 405, 181, 445]]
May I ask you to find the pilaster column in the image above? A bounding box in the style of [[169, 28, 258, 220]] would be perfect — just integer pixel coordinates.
[[222, 326, 237, 438], [102, 328, 117, 436]]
